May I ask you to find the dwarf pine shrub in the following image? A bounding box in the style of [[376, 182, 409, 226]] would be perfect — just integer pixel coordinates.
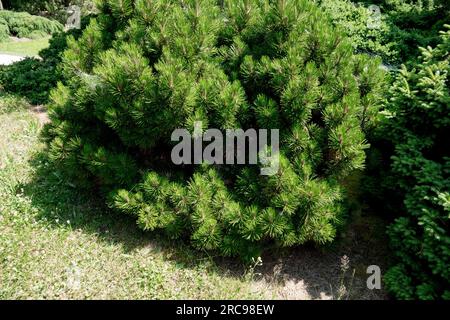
[[43, 0, 385, 260]]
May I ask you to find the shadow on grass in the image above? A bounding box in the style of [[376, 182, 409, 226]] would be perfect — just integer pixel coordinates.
[[19, 150, 390, 300], [20, 151, 198, 259], [0, 93, 49, 126]]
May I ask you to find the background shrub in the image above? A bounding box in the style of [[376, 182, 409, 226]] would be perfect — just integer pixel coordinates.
[[317, 0, 398, 63], [383, 26, 450, 300], [0, 18, 87, 104], [0, 58, 57, 104], [0, 21, 9, 41], [0, 10, 63, 38], [318, 0, 450, 64], [43, 0, 385, 260], [3, 0, 96, 23]]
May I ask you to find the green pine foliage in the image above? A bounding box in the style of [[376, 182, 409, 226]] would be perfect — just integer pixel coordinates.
[[43, 0, 385, 260], [383, 26, 450, 300]]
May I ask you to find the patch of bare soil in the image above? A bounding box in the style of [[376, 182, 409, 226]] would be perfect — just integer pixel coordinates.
[[9, 36, 33, 43], [31, 105, 50, 125], [250, 214, 390, 300], [214, 212, 390, 300]]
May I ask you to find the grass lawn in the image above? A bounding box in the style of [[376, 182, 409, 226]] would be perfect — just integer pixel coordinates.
[[0, 95, 266, 299], [0, 37, 50, 57], [0, 95, 389, 299]]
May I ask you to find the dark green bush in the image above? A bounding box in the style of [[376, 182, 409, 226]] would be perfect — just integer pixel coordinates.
[[0, 58, 58, 104], [43, 0, 385, 260], [383, 26, 450, 300]]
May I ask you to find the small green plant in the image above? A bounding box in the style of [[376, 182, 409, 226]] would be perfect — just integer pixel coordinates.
[[245, 256, 263, 282], [334, 255, 356, 300]]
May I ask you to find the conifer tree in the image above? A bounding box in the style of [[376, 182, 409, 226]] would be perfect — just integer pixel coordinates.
[[43, 0, 385, 260], [384, 26, 450, 300]]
